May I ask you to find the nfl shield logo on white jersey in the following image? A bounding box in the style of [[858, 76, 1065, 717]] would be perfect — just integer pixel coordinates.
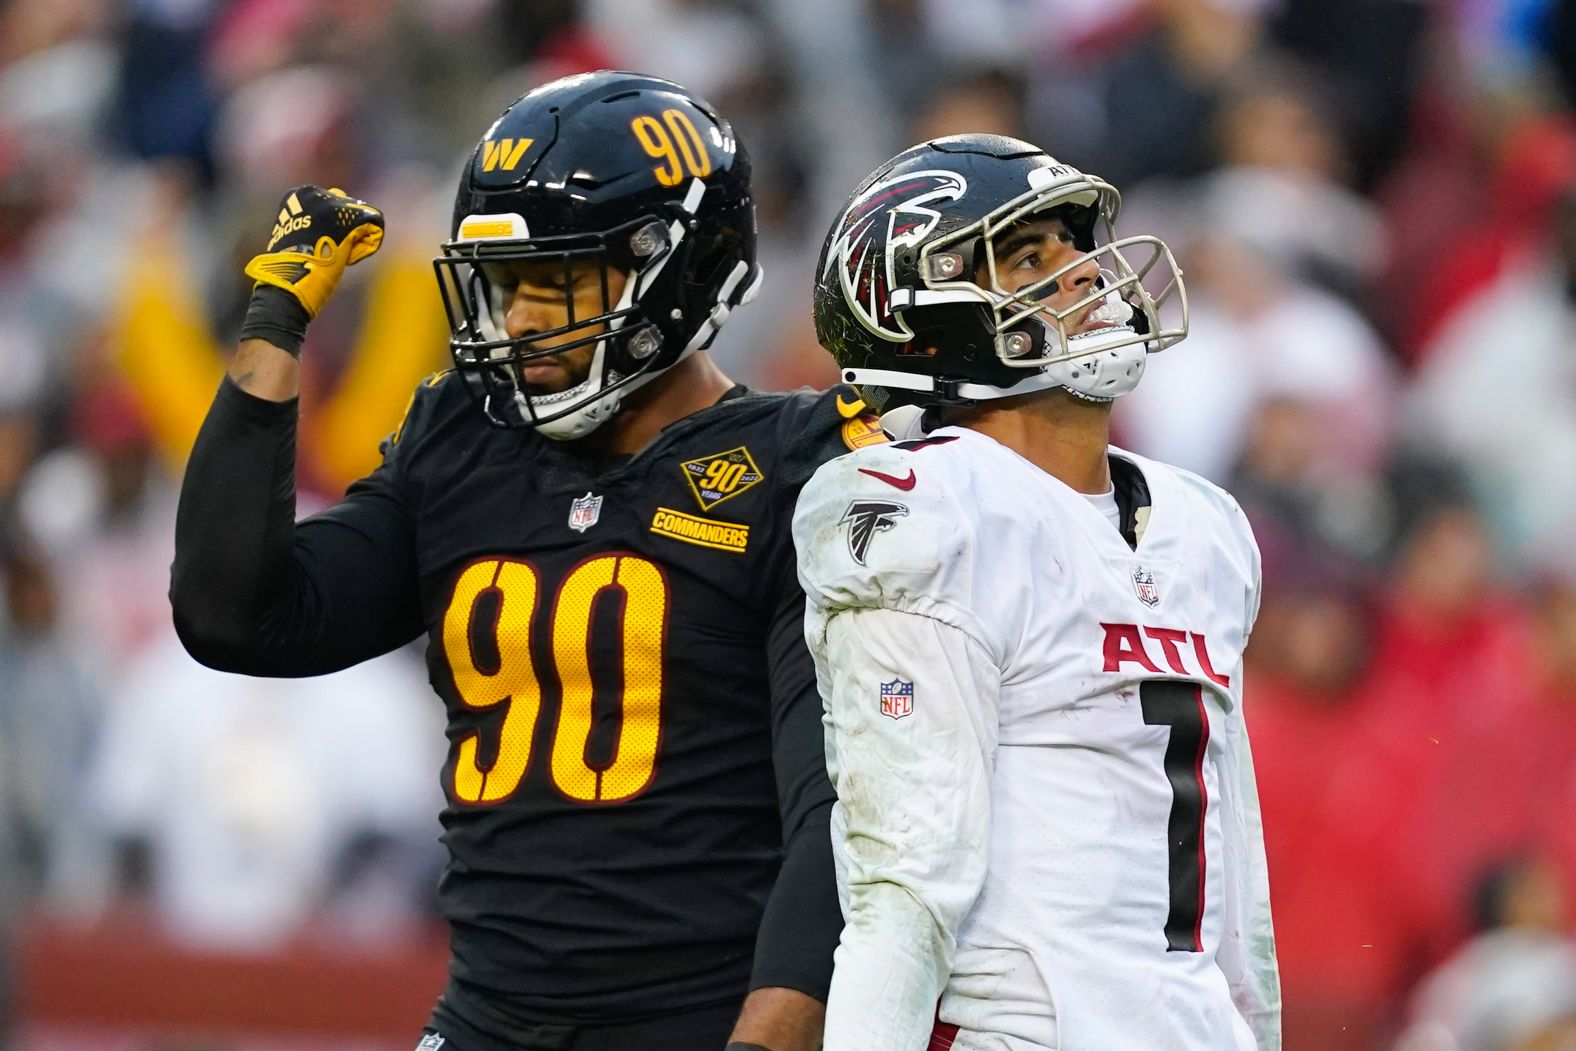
[[879, 678, 914, 720], [568, 491, 603, 533], [1133, 565, 1160, 607]]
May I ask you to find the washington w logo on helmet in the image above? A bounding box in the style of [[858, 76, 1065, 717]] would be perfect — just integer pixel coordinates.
[[821, 170, 967, 342]]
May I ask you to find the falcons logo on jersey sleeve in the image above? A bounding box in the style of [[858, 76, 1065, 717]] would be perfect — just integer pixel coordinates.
[[821, 170, 967, 341], [840, 500, 909, 565]]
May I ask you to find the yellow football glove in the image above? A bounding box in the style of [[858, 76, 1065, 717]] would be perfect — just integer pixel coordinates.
[[244, 186, 385, 318]]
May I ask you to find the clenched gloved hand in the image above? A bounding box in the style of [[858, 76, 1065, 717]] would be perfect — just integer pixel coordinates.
[[239, 186, 385, 356]]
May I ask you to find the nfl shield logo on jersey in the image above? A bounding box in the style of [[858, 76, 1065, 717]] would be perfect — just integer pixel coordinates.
[[879, 678, 914, 720], [1133, 565, 1160, 607], [416, 1035, 445, 1051], [568, 491, 603, 533]]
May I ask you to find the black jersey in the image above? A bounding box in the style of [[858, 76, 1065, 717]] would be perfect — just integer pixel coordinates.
[[171, 374, 884, 1031]]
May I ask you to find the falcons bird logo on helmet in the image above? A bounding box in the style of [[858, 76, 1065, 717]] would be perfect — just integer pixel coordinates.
[[840, 500, 910, 566], [821, 170, 967, 342]]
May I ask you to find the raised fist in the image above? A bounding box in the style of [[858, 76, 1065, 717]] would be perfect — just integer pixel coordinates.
[[244, 186, 385, 318]]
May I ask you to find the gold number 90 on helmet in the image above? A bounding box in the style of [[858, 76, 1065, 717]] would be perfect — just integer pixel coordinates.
[[433, 71, 761, 439], [813, 134, 1188, 411]]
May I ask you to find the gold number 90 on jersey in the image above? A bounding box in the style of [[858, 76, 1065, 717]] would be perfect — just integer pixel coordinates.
[[442, 555, 668, 805]]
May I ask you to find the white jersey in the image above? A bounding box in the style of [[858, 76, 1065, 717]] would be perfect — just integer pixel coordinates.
[[793, 426, 1280, 1051]]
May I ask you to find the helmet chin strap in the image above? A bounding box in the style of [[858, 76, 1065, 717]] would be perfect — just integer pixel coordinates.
[[855, 274, 1156, 409], [519, 339, 621, 441], [1041, 341, 1147, 402], [845, 318, 1149, 408], [1028, 307, 1149, 402], [527, 385, 622, 440]]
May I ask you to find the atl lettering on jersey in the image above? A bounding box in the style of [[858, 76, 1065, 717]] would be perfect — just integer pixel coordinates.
[[1100, 622, 1231, 688]]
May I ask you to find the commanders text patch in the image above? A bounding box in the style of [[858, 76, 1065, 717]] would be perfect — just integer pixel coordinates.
[[650, 507, 750, 553], [680, 446, 763, 512]]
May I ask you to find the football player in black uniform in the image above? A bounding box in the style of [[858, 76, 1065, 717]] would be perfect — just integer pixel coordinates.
[[170, 72, 876, 1051]]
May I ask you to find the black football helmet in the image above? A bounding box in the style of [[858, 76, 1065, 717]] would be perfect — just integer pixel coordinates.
[[813, 134, 1187, 411], [434, 71, 760, 438]]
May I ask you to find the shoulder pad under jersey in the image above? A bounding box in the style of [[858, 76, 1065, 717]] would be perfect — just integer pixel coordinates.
[[792, 437, 982, 639]]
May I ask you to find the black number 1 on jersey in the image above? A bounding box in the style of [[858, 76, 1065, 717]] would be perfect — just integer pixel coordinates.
[[1141, 681, 1210, 952]]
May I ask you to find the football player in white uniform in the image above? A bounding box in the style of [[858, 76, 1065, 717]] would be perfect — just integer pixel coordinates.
[[793, 135, 1281, 1051]]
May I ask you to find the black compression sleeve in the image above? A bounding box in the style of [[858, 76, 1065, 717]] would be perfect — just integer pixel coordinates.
[[750, 795, 837, 998], [171, 378, 302, 668], [749, 587, 841, 999], [171, 377, 422, 676]]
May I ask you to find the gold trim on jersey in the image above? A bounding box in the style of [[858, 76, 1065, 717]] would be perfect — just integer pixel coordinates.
[[649, 507, 750, 553], [389, 370, 450, 446], [835, 392, 867, 418]]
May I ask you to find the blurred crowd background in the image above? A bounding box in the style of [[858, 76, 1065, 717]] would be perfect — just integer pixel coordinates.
[[1, 0, 1575, 1047]]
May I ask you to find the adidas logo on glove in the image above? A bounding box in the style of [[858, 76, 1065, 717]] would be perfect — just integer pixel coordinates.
[[245, 185, 385, 318], [268, 215, 312, 247], [267, 193, 314, 249]]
